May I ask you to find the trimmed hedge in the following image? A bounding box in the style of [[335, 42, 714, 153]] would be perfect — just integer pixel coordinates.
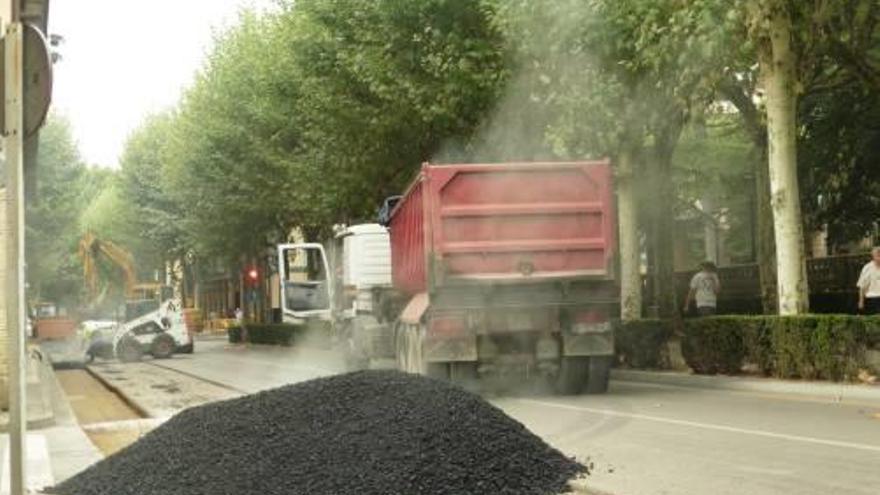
[[228, 324, 300, 346], [681, 317, 749, 375], [689, 315, 880, 380], [615, 319, 673, 369], [621, 315, 880, 382]]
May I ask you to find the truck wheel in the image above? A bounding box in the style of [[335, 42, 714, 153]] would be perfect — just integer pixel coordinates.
[[555, 356, 589, 395], [117, 337, 143, 363], [586, 356, 612, 394], [151, 334, 176, 359], [425, 362, 449, 380]]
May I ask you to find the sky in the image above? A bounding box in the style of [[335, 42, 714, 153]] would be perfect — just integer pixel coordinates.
[[49, 0, 272, 168]]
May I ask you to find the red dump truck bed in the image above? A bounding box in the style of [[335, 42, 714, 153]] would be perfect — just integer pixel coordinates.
[[389, 161, 616, 295]]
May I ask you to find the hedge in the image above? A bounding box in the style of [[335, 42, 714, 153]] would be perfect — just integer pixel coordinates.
[[620, 315, 880, 382], [228, 324, 300, 346], [615, 319, 673, 369]]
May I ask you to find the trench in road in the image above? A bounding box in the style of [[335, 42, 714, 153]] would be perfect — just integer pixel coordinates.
[[55, 370, 155, 456]]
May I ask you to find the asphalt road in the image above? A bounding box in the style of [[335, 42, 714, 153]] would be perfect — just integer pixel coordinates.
[[157, 338, 880, 495]]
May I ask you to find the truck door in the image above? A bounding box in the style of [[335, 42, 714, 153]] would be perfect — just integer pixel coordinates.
[[278, 243, 333, 321]]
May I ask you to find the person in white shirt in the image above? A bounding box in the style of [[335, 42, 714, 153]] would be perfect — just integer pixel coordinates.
[[857, 247, 880, 315], [684, 261, 721, 316]]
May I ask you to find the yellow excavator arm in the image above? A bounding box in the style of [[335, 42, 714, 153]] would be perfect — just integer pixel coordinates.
[[78, 232, 138, 300]]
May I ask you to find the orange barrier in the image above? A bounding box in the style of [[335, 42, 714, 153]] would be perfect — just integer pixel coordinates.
[[35, 318, 77, 340]]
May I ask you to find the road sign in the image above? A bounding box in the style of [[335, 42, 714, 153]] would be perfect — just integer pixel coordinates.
[[0, 22, 52, 139]]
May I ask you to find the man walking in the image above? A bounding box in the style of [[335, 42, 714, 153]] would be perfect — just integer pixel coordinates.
[[857, 247, 880, 315], [683, 261, 721, 316]]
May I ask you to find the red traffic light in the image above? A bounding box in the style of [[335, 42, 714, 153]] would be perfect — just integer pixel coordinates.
[[244, 266, 260, 285]]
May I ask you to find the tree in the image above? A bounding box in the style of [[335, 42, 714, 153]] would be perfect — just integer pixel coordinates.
[[741, 0, 879, 313], [746, 0, 810, 314], [799, 78, 880, 247], [25, 114, 101, 308], [118, 112, 186, 266], [161, 0, 508, 266], [488, 0, 730, 320]]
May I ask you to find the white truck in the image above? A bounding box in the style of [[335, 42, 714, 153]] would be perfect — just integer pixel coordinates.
[[278, 224, 393, 368]]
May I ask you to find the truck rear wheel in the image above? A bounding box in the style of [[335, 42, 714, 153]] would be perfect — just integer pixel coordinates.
[[555, 356, 589, 395], [586, 356, 612, 394], [425, 362, 449, 380]]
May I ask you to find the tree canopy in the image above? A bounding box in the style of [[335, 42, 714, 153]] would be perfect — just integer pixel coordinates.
[[32, 0, 878, 316]]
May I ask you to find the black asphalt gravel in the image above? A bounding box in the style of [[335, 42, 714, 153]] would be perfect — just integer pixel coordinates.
[[51, 370, 585, 495]]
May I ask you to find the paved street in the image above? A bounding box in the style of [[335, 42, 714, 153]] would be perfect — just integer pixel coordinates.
[[155, 339, 880, 495]]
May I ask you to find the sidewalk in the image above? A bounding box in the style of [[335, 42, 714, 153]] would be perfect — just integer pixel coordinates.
[[0, 347, 102, 493], [1, 347, 56, 433], [612, 368, 880, 404]]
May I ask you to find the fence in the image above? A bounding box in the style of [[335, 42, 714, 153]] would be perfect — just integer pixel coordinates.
[[672, 253, 871, 314]]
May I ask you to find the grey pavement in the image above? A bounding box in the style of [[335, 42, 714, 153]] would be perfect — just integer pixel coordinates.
[[0, 350, 102, 493], [612, 368, 880, 404], [0, 347, 58, 433], [162, 338, 880, 495]]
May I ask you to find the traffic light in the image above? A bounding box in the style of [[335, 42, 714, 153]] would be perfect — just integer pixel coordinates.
[[244, 266, 260, 286]]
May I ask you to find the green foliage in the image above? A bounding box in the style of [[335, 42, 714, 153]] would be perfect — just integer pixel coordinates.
[[26, 114, 104, 308], [621, 315, 879, 381], [680, 315, 878, 380], [770, 316, 868, 381], [158, 1, 507, 263], [118, 112, 186, 264], [227, 324, 301, 346], [799, 80, 880, 245], [672, 118, 757, 264], [681, 316, 749, 375], [615, 319, 672, 369]]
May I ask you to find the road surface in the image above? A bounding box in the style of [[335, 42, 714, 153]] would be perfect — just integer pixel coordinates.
[[155, 338, 880, 495]]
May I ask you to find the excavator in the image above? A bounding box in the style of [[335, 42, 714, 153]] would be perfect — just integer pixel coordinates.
[[79, 231, 167, 310], [77, 232, 193, 362]]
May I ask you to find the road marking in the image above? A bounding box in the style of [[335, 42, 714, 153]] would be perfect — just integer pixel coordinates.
[[1, 434, 54, 494], [514, 398, 880, 454], [617, 380, 880, 409]]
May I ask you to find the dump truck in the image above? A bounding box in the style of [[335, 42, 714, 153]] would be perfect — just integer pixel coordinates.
[[279, 160, 617, 394]]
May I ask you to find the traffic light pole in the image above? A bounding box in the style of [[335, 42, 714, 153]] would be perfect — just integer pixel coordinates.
[[4, 11, 28, 495]]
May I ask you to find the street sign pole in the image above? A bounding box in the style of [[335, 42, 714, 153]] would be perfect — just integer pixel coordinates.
[[4, 14, 27, 495]]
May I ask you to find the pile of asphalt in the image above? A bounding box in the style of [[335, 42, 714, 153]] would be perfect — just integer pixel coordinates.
[[52, 370, 585, 495]]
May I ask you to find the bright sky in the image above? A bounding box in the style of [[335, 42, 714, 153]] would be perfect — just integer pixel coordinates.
[[49, 0, 272, 167]]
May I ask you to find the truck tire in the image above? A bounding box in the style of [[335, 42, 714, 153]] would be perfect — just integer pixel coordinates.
[[425, 362, 449, 380], [151, 334, 176, 359], [555, 356, 589, 395], [117, 337, 143, 363], [586, 356, 612, 394]]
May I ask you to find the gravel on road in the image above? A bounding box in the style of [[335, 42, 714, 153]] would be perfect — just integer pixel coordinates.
[[50, 370, 586, 495]]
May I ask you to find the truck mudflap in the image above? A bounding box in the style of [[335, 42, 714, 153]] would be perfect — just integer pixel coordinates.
[[424, 334, 478, 362], [562, 321, 614, 357]]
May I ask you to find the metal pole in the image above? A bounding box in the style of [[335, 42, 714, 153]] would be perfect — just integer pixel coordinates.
[[4, 17, 27, 495]]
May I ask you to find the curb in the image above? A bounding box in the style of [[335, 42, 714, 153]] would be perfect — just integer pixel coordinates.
[[0, 351, 56, 432], [611, 369, 880, 404], [85, 366, 153, 419]]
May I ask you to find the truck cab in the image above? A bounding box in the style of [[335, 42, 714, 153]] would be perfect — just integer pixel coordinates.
[[278, 225, 393, 365]]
